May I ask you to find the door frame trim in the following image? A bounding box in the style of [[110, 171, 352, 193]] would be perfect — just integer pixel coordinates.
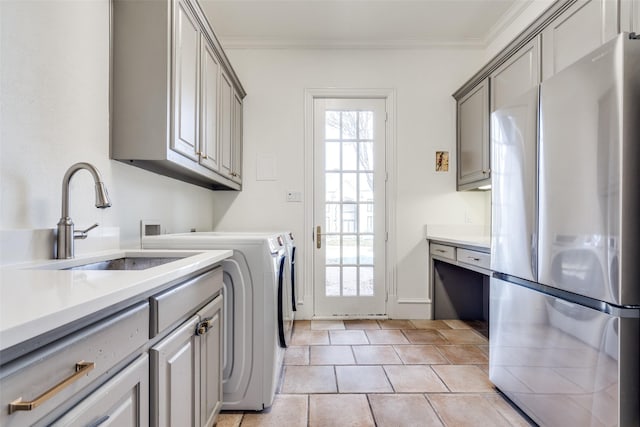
[[302, 88, 397, 318]]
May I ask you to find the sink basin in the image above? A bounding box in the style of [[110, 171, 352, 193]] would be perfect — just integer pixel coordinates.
[[65, 257, 182, 271]]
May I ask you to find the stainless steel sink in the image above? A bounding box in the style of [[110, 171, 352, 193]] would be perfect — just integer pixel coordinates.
[[65, 257, 182, 271]]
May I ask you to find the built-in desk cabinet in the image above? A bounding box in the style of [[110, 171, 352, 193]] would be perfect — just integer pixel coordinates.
[[112, 0, 245, 190], [429, 240, 490, 322]]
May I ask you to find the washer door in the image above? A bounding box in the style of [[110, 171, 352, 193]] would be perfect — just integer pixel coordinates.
[[277, 256, 293, 348], [291, 246, 297, 311]]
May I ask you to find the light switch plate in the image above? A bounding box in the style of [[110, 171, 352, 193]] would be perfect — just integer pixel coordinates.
[[286, 191, 302, 202]]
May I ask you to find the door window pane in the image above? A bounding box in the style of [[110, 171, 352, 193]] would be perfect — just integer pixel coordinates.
[[342, 111, 357, 139], [325, 267, 340, 296], [342, 173, 357, 202], [342, 204, 357, 233], [326, 204, 340, 233], [359, 235, 373, 264], [343, 141, 358, 170], [343, 267, 357, 296], [325, 111, 340, 140], [326, 235, 340, 265], [359, 204, 373, 233], [326, 142, 340, 170], [326, 173, 340, 202], [359, 111, 373, 139], [359, 173, 374, 202], [342, 235, 357, 264], [359, 142, 373, 171], [360, 267, 374, 296]]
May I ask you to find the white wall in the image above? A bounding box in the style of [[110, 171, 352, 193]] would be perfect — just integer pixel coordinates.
[[0, 1, 216, 250], [212, 48, 488, 318]]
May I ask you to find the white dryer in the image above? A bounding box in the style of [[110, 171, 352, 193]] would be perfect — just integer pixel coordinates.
[[142, 232, 286, 410]]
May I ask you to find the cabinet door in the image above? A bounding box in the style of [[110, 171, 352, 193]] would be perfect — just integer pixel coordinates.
[[231, 91, 243, 184], [199, 34, 220, 172], [151, 316, 200, 427], [490, 37, 540, 111], [457, 78, 490, 190], [51, 354, 149, 427], [198, 295, 223, 427], [172, 0, 200, 161], [219, 70, 233, 179], [541, 0, 618, 80], [620, 0, 640, 32]]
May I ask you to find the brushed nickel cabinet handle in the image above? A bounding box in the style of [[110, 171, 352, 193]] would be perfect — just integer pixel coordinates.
[[435, 249, 446, 253], [468, 256, 481, 262], [316, 226, 322, 249], [8, 361, 95, 413]]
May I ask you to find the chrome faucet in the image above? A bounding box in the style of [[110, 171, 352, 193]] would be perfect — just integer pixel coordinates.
[[56, 162, 112, 259]]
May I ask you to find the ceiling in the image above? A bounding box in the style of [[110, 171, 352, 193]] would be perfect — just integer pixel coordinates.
[[200, 0, 533, 49]]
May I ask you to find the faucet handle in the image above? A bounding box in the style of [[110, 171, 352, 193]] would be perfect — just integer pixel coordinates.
[[74, 223, 99, 240]]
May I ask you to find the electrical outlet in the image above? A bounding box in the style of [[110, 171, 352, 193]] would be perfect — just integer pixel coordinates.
[[286, 191, 302, 202]]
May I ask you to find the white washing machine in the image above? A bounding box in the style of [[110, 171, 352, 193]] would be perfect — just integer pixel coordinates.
[[205, 231, 297, 347], [142, 232, 286, 410]]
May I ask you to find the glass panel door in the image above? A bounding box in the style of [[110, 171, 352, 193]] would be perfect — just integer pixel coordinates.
[[313, 98, 386, 316]]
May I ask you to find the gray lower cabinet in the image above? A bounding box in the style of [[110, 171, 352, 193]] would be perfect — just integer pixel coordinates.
[[151, 316, 200, 427], [51, 354, 150, 427], [456, 78, 490, 190], [541, 0, 619, 80], [151, 294, 222, 427], [198, 295, 223, 427], [112, 0, 245, 190]]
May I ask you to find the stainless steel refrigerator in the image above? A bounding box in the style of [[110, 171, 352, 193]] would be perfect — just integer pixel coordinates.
[[490, 33, 640, 426]]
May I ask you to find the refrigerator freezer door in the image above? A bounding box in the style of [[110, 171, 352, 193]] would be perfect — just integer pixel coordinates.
[[490, 277, 639, 426], [491, 88, 538, 282], [538, 34, 640, 306]]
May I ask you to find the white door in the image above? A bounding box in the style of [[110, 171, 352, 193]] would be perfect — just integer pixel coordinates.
[[313, 98, 387, 317]]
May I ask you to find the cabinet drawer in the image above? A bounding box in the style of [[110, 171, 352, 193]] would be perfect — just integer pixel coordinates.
[[430, 243, 456, 260], [0, 303, 149, 427], [457, 248, 491, 270], [151, 266, 222, 336], [51, 354, 149, 426]]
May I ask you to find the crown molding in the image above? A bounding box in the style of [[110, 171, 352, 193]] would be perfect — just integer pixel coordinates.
[[219, 36, 486, 50]]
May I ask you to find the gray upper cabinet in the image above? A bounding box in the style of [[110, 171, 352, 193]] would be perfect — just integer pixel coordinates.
[[172, 0, 200, 163], [620, 0, 640, 32], [456, 78, 490, 190], [112, 0, 245, 190], [541, 0, 618, 80], [232, 91, 244, 184], [200, 34, 221, 172], [490, 37, 540, 112]]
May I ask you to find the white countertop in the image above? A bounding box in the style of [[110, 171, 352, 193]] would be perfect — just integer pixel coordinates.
[[425, 224, 490, 250], [426, 234, 491, 250], [0, 249, 232, 350]]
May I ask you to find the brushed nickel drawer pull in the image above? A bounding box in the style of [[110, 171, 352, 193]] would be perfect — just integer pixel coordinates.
[[468, 256, 481, 262], [8, 361, 95, 413], [435, 249, 446, 253]]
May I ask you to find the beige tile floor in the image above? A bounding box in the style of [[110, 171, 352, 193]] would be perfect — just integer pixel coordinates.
[[215, 319, 534, 427]]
